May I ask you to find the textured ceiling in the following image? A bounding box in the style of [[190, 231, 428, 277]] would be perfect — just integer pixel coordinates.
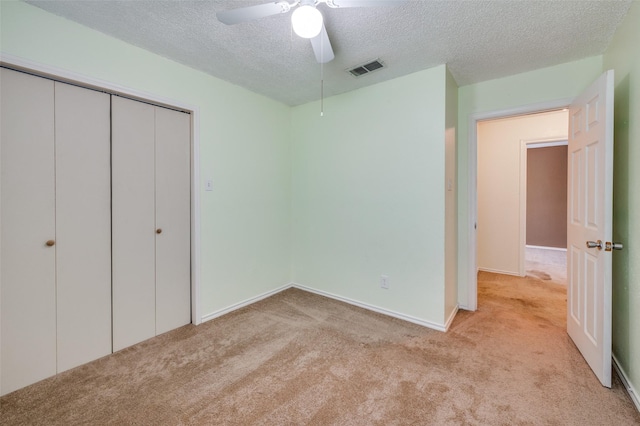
[[27, 0, 632, 106]]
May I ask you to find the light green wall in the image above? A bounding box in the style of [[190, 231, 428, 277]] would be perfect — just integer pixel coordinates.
[[291, 66, 450, 326], [604, 0, 640, 403], [457, 56, 604, 306], [0, 1, 293, 318]]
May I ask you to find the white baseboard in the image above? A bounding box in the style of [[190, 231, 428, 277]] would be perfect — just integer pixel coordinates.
[[200, 282, 456, 334], [526, 245, 567, 252], [444, 305, 459, 331], [200, 284, 291, 323], [478, 267, 523, 277], [612, 354, 640, 412], [291, 283, 448, 332]]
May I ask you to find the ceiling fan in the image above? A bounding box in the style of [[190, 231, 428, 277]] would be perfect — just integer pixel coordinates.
[[216, 0, 406, 64]]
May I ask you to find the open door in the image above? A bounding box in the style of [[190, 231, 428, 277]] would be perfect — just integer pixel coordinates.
[[567, 70, 615, 387]]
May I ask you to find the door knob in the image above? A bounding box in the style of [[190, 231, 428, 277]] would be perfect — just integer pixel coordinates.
[[45, 240, 55, 247], [605, 241, 623, 251], [156, 228, 162, 234], [586, 240, 602, 250]]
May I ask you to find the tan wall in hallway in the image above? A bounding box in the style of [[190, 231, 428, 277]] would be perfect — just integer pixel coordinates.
[[526, 145, 567, 248]]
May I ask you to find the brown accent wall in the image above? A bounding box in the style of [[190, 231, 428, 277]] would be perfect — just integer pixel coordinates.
[[526, 145, 567, 248]]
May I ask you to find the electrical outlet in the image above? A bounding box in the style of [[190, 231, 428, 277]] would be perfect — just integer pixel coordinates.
[[380, 275, 389, 289]]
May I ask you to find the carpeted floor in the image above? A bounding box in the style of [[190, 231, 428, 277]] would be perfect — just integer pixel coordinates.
[[1, 273, 639, 425], [525, 246, 567, 284]]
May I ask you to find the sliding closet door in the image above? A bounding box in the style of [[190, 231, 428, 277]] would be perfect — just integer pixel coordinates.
[[112, 96, 156, 352], [55, 82, 112, 372], [155, 107, 191, 335], [0, 68, 56, 395]]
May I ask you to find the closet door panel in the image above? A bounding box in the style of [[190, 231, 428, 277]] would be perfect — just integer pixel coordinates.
[[155, 107, 191, 335], [112, 96, 156, 351], [55, 82, 112, 372], [0, 69, 56, 395]]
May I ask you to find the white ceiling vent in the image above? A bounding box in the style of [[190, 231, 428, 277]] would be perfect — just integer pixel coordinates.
[[348, 59, 385, 77]]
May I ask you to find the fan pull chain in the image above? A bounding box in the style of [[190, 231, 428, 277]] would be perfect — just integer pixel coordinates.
[[290, 22, 293, 53], [321, 79, 324, 117], [320, 46, 324, 117]]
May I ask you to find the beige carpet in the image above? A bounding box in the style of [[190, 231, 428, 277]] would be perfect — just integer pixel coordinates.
[[1, 274, 639, 425]]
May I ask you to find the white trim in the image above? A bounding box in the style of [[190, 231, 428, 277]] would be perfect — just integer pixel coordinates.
[[478, 267, 523, 277], [466, 98, 573, 311], [526, 140, 568, 149], [200, 282, 458, 333], [200, 284, 291, 323], [613, 354, 640, 412], [519, 138, 527, 277], [0, 54, 194, 111], [0, 53, 202, 326], [467, 108, 479, 312], [526, 245, 567, 252], [292, 283, 449, 332], [190, 109, 202, 325], [443, 305, 459, 331]]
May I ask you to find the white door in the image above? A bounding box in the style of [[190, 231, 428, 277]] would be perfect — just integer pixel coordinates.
[[112, 96, 157, 351], [1, 68, 57, 395], [567, 70, 614, 387], [55, 81, 112, 372], [155, 106, 191, 335]]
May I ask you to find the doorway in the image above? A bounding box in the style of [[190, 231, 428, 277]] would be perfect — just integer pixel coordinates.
[[476, 110, 568, 287], [465, 98, 573, 311], [466, 72, 616, 387]]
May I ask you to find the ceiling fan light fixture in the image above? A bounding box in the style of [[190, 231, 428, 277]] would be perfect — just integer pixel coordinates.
[[291, 5, 323, 39]]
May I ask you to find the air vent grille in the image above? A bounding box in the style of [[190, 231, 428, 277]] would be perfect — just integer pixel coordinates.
[[348, 59, 385, 77]]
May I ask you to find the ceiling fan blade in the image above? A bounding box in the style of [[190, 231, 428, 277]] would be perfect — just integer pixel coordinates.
[[310, 24, 335, 63], [328, 0, 407, 7], [216, 2, 288, 25]]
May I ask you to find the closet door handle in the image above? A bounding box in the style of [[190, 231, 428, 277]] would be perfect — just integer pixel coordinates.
[[45, 240, 55, 247], [156, 228, 162, 234]]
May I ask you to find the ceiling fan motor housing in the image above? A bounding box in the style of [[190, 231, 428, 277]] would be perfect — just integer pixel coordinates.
[[291, 1, 324, 39]]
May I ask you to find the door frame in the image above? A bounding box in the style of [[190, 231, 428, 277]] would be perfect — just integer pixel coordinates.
[[0, 53, 203, 326], [465, 98, 572, 310]]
